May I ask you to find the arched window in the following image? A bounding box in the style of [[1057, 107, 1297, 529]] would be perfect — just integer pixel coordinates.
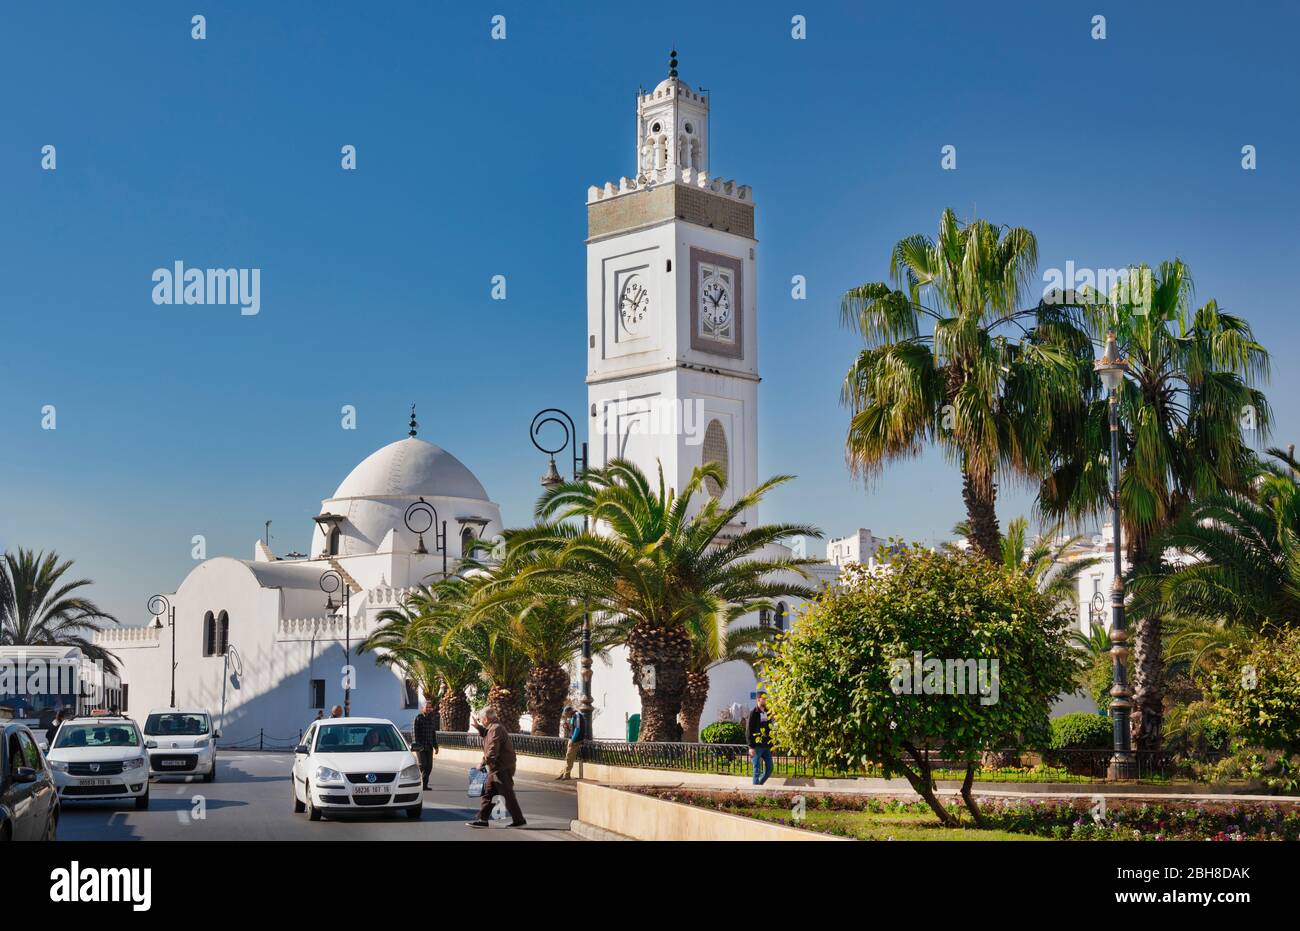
[[461, 527, 476, 559], [775, 602, 788, 632], [702, 419, 728, 498], [203, 611, 216, 657], [327, 527, 341, 556], [217, 610, 230, 655]]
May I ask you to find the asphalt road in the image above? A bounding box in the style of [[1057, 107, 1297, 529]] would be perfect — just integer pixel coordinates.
[[56, 752, 578, 841]]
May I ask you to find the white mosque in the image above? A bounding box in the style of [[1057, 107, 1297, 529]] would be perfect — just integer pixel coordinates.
[[96, 54, 838, 742]]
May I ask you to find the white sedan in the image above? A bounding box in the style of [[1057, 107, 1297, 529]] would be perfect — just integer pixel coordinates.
[[290, 718, 423, 821]]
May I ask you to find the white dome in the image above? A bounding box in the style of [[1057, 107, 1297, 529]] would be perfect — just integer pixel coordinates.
[[332, 438, 489, 502]]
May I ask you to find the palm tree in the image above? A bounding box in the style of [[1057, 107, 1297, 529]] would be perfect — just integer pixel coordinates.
[[515, 458, 821, 742], [953, 516, 1099, 607], [0, 549, 120, 672], [680, 614, 775, 742], [840, 209, 1086, 561], [1040, 259, 1270, 750], [1133, 447, 1300, 679], [361, 584, 480, 731]]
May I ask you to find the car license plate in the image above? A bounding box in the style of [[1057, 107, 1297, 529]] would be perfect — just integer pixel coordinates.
[[352, 785, 386, 795], [80, 778, 112, 786], [161, 760, 187, 767]]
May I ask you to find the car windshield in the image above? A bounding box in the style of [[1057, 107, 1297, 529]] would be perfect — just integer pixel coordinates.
[[144, 713, 209, 736], [313, 723, 405, 753], [53, 722, 140, 749]]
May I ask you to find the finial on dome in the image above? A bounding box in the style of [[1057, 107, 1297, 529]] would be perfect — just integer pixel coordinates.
[[668, 48, 678, 79], [408, 403, 418, 438]]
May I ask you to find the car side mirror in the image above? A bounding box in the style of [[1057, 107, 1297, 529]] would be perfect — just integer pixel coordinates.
[[213, 730, 222, 739], [294, 744, 309, 755], [14, 767, 38, 784]]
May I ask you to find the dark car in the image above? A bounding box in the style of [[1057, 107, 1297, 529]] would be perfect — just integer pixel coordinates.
[[1, 722, 59, 841]]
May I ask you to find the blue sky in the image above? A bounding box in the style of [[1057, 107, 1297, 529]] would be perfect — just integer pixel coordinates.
[[2, 0, 1298, 628]]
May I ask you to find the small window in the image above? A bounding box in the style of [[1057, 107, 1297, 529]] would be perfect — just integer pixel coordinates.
[[203, 611, 216, 657], [122, 684, 129, 712], [402, 679, 419, 710], [775, 602, 788, 631], [327, 527, 341, 556], [702, 420, 728, 497], [666, 259, 672, 272], [217, 610, 229, 655], [309, 679, 325, 710], [758, 608, 771, 629], [461, 527, 476, 559], [684, 122, 693, 134]]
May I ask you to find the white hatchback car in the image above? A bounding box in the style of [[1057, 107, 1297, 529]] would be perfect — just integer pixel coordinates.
[[45, 715, 151, 810], [143, 709, 219, 781], [291, 718, 423, 821]]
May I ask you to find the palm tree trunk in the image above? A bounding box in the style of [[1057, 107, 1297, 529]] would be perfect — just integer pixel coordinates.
[[627, 623, 692, 742], [525, 663, 570, 736], [487, 683, 523, 733], [961, 470, 1001, 561], [439, 682, 471, 732], [680, 671, 710, 742], [1128, 537, 1164, 752]]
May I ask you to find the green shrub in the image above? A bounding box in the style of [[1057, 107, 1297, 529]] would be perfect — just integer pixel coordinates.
[[1049, 711, 1113, 750], [700, 721, 746, 745]]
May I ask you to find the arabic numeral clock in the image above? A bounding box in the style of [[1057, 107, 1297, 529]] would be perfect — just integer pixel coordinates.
[[700, 274, 732, 334], [619, 273, 650, 335]]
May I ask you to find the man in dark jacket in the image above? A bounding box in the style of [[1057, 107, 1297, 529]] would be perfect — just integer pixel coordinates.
[[411, 701, 440, 790], [467, 707, 525, 828], [746, 690, 774, 785]]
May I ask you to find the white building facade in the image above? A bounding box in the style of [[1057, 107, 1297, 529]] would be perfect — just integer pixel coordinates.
[[96, 432, 504, 745]]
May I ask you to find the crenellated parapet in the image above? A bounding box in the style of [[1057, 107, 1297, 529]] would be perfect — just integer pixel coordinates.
[[277, 614, 378, 642], [365, 585, 421, 608], [587, 169, 752, 206], [94, 626, 161, 647]]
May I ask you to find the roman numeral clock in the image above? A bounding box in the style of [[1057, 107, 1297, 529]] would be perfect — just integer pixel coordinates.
[[584, 54, 759, 527]]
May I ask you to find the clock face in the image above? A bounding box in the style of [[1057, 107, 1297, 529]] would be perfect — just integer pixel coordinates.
[[619, 274, 650, 335], [700, 276, 732, 331]]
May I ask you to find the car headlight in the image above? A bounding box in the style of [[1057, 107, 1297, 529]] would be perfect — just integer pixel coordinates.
[[314, 766, 344, 784], [399, 764, 420, 781], [124, 756, 148, 771], [48, 759, 68, 772]]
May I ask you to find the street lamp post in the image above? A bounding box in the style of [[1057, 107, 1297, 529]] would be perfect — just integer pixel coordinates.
[[529, 408, 594, 744], [404, 496, 448, 579], [148, 595, 176, 708], [319, 570, 351, 716], [1095, 331, 1136, 780]]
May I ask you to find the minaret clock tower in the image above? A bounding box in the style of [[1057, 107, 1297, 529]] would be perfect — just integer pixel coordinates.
[[585, 51, 759, 523]]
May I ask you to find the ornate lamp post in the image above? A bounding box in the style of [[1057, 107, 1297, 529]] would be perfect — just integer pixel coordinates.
[[319, 569, 351, 716], [404, 496, 448, 579], [529, 408, 593, 741], [148, 595, 176, 708], [1095, 331, 1136, 780]]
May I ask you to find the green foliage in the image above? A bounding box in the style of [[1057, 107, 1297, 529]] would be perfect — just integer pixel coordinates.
[[0, 548, 121, 673], [1085, 655, 1113, 711], [763, 544, 1078, 776], [1048, 712, 1112, 750], [1204, 627, 1300, 753], [700, 721, 746, 745], [1163, 699, 1234, 757]]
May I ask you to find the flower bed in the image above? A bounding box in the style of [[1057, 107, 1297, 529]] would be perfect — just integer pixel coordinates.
[[638, 789, 1300, 841]]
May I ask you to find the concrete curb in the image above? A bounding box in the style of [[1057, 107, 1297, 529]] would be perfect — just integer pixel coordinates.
[[569, 819, 634, 841]]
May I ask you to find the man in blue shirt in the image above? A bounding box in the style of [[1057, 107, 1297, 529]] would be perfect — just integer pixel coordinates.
[[556, 705, 586, 780]]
